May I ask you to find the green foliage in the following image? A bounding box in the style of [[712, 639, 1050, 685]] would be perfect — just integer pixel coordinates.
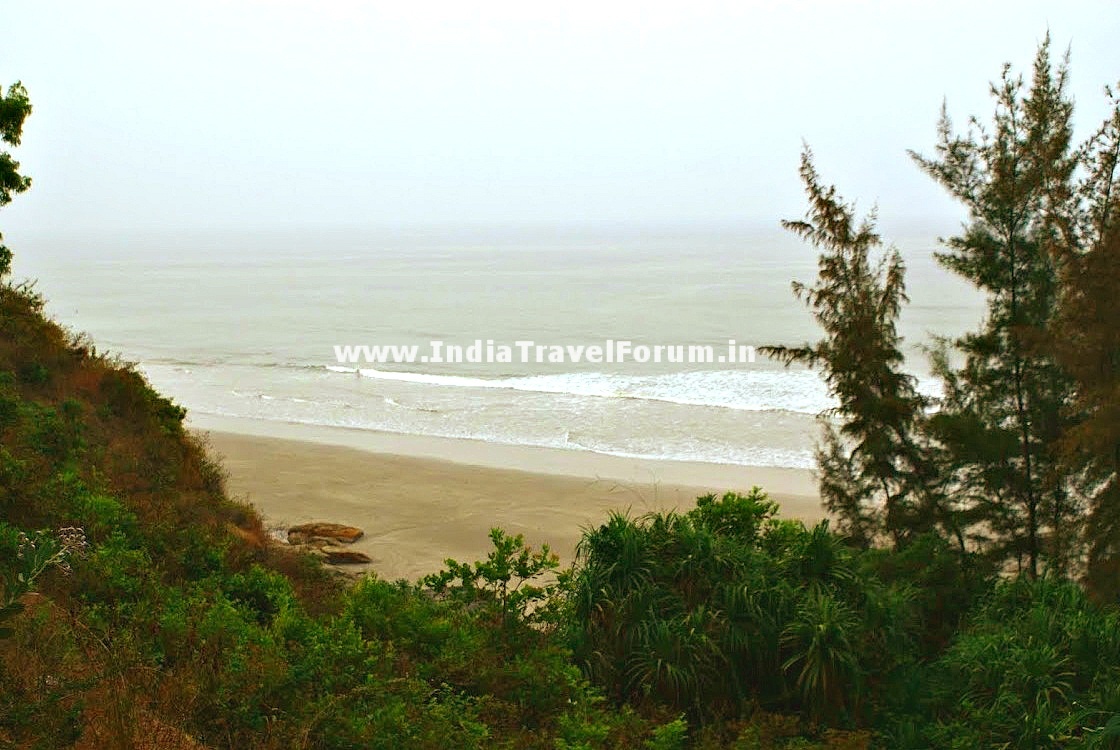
[[221, 564, 295, 625], [761, 149, 931, 548], [570, 491, 919, 727], [424, 527, 560, 630], [73, 532, 155, 612], [0, 378, 19, 430], [903, 578, 1120, 748], [781, 589, 860, 724], [0, 523, 84, 638], [911, 36, 1081, 577], [74, 492, 138, 541], [1049, 86, 1120, 596], [346, 576, 462, 662], [99, 366, 188, 433], [645, 715, 689, 750], [693, 488, 777, 541], [771, 38, 1120, 596], [861, 533, 991, 654], [0, 80, 32, 278]]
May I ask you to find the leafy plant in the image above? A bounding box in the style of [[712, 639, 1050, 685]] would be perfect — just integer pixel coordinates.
[[0, 524, 86, 638], [424, 527, 560, 630]]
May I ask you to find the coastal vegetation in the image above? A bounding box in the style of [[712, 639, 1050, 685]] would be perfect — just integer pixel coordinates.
[[769, 37, 1120, 591], [3, 39, 1120, 748]]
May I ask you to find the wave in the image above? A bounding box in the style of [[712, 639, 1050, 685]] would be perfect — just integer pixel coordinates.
[[562, 433, 815, 469], [384, 396, 441, 413], [191, 406, 817, 469], [327, 365, 942, 415], [158, 360, 943, 416]]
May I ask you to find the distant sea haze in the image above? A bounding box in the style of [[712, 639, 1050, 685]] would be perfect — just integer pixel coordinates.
[[16, 226, 984, 469]]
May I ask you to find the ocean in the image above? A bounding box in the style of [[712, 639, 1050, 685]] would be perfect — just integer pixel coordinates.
[[12, 225, 984, 469]]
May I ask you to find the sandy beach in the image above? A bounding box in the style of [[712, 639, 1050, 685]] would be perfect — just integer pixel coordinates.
[[192, 414, 823, 581]]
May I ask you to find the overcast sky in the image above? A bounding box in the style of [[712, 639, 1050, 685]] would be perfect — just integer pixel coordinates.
[[2, 1, 1118, 235]]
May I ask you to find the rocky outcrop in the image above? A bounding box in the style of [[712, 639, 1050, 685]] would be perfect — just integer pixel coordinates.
[[318, 546, 373, 565], [287, 523, 364, 545], [282, 522, 371, 566]]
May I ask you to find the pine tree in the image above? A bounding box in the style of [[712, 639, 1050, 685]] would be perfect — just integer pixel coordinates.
[[1051, 87, 1120, 595], [910, 39, 1077, 576], [0, 81, 32, 278], [763, 148, 929, 547]]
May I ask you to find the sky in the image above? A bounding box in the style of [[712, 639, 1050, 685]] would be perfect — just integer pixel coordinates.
[[1, 0, 1118, 236]]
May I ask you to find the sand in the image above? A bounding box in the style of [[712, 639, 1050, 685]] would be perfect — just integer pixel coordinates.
[[191, 414, 823, 581]]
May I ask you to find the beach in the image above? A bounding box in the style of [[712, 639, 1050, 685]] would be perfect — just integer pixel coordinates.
[[194, 414, 823, 581], [16, 226, 968, 582], [19, 228, 980, 482]]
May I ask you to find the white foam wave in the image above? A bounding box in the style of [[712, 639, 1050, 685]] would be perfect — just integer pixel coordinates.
[[190, 406, 816, 469], [333, 365, 942, 416]]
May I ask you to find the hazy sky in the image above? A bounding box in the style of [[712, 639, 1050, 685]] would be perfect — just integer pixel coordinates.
[[2, 1, 1118, 235]]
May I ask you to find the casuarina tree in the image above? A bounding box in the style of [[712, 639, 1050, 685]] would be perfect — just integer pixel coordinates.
[[763, 148, 930, 548]]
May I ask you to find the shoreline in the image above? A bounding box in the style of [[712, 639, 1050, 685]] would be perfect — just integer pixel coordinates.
[[190, 413, 823, 580]]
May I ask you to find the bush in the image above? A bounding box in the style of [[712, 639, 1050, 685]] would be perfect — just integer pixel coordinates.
[[900, 577, 1120, 747]]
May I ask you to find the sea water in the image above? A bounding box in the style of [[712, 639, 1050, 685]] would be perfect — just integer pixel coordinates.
[[11, 224, 983, 469]]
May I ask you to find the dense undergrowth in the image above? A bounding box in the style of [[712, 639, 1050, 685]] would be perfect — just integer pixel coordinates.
[[2, 281, 1120, 749]]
